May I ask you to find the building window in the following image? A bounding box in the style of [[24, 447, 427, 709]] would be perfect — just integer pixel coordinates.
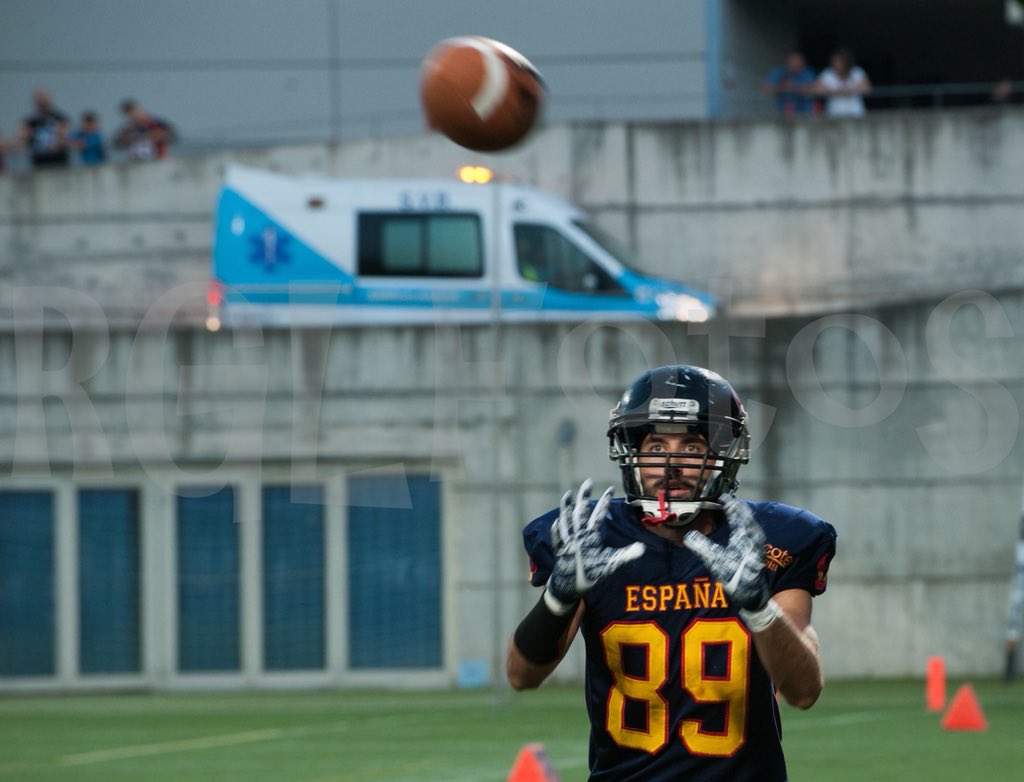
[[79, 489, 141, 674], [177, 488, 239, 672], [0, 491, 55, 676], [262, 486, 325, 671], [347, 475, 442, 669]]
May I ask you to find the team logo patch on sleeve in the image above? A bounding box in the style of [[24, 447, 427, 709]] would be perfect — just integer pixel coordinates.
[[763, 544, 794, 571]]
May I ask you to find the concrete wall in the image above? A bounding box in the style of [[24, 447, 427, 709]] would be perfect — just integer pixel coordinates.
[[1, 298, 1021, 682], [612, 112, 1024, 315], [3, 109, 1023, 323], [3, 110, 1024, 681]]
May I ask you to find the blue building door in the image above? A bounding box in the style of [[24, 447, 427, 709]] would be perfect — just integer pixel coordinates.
[[0, 491, 54, 676], [177, 488, 240, 672], [347, 475, 442, 669], [79, 489, 141, 674]]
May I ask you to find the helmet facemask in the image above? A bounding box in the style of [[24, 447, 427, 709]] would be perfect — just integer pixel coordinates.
[[610, 421, 747, 526], [607, 366, 751, 527]]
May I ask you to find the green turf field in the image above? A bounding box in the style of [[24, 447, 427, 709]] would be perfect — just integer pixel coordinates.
[[1, 678, 1022, 781]]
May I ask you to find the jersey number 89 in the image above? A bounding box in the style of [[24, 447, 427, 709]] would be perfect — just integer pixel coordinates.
[[601, 618, 750, 756]]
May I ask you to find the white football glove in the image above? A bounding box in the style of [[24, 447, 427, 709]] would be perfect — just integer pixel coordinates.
[[683, 494, 780, 630], [544, 478, 646, 615]]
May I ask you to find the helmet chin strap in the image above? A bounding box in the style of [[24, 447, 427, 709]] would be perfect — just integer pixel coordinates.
[[635, 491, 721, 527]]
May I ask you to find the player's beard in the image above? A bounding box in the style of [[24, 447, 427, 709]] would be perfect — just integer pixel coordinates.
[[644, 471, 700, 502]]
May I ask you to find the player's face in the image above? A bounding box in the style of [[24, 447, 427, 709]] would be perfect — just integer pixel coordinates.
[[637, 432, 713, 499]]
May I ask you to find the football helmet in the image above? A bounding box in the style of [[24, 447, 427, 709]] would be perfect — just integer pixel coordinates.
[[607, 365, 750, 525]]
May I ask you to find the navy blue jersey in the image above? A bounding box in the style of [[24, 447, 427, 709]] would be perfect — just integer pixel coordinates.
[[523, 498, 837, 782]]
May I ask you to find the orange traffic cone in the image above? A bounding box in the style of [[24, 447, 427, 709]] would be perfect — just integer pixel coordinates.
[[925, 656, 946, 712], [507, 742, 560, 782], [941, 684, 988, 731]]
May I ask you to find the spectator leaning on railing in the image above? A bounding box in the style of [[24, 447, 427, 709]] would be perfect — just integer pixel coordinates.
[[17, 88, 72, 168], [991, 78, 1022, 106], [761, 50, 818, 117], [114, 98, 178, 161], [70, 111, 106, 166], [813, 47, 872, 117]]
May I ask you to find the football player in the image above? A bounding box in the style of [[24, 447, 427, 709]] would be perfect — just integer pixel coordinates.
[[507, 364, 837, 781]]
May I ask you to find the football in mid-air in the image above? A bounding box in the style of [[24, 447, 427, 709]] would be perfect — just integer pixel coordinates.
[[419, 36, 545, 152]]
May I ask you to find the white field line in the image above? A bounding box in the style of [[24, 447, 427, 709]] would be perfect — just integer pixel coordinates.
[[783, 708, 929, 729], [54, 708, 918, 770], [58, 720, 352, 767]]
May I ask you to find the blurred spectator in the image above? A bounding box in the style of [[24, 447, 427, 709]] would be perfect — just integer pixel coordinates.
[[114, 98, 177, 161], [18, 88, 71, 168], [762, 50, 818, 117], [814, 48, 871, 118], [991, 78, 1019, 106], [70, 111, 106, 166]]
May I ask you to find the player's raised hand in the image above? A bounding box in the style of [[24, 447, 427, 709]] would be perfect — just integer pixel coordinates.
[[544, 478, 646, 615], [683, 494, 770, 612]]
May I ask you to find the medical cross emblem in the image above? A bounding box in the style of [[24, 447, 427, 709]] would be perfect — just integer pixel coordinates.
[[249, 225, 292, 270]]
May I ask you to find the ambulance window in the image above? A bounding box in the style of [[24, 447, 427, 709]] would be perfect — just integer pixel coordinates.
[[514, 224, 624, 294], [358, 213, 483, 277], [574, 220, 646, 275]]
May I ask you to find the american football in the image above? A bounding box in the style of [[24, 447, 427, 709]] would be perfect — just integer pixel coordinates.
[[419, 36, 545, 152]]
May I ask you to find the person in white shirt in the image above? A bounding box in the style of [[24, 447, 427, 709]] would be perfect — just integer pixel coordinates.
[[814, 48, 871, 117]]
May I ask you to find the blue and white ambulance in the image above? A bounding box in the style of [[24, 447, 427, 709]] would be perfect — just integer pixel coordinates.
[[208, 165, 714, 328]]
